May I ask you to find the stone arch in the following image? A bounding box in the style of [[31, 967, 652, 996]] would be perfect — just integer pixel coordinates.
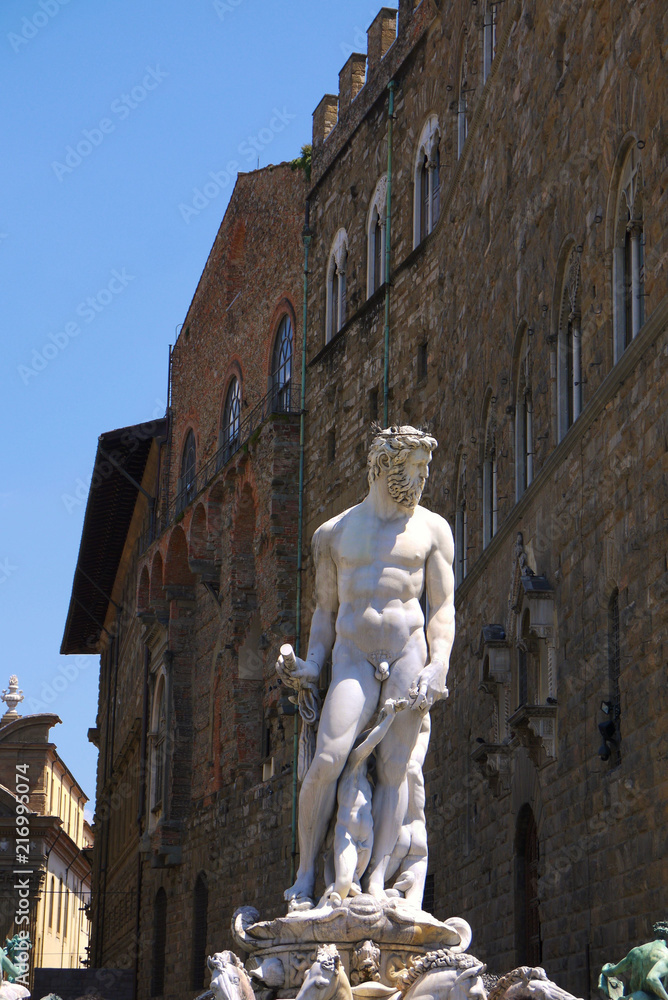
[[150, 551, 166, 611], [604, 131, 641, 254], [605, 134, 645, 360], [413, 114, 441, 247], [165, 525, 196, 590], [367, 174, 388, 296], [326, 228, 349, 342], [229, 482, 264, 770], [188, 502, 215, 579]]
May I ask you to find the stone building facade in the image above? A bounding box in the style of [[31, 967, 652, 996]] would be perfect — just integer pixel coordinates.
[[301, 0, 666, 993], [0, 694, 92, 991], [62, 164, 306, 1000], [62, 3, 666, 999]]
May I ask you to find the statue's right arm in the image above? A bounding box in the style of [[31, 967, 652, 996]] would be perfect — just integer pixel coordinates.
[[280, 523, 337, 687], [300, 523, 338, 680]]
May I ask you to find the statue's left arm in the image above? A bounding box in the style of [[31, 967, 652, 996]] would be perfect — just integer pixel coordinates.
[[411, 515, 455, 713]]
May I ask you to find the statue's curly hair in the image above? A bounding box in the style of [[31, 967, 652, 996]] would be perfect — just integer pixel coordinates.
[[368, 424, 438, 485], [653, 921, 668, 940]]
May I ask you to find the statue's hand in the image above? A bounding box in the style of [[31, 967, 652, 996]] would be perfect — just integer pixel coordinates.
[[276, 649, 320, 690], [409, 661, 449, 713]]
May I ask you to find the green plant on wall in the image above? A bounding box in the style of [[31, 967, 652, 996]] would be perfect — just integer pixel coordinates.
[[290, 144, 312, 182]]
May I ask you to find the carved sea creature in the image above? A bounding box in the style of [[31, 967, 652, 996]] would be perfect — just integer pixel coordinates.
[[295, 944, 487, 1000], [205, 951, 255, 1000]]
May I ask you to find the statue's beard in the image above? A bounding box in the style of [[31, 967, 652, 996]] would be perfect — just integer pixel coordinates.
[[387, 465, 424, 509]]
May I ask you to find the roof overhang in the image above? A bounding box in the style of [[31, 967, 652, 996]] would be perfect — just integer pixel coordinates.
[[61, 419, 166, 655]]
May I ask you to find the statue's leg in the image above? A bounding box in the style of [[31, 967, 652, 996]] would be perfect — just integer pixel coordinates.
[[286, 651, 378, 904], [646, 960, 668, 1000], [366, 705, 424, 899], [365, 640, 428, 899]]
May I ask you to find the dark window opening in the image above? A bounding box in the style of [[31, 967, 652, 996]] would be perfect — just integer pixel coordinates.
[[327, 429, 336, 463], [417, 342, 428, 382], [432, 145, 440, 226], [191, 874, 208, 991], [151, 888, 167, 997], [178, 430, 196, 510], [623, 225, 633, 350], [373, 214, 383, 291], [607, 589, 622, 765], [515, 805, 541, 967], [423, 872, 435, 914], [369, 387, 379, 422]]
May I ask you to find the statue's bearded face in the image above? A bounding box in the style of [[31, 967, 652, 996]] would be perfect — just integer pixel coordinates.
[[386, 446, 431, 509]]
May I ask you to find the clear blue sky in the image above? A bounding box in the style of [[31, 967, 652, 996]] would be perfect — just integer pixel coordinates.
[[0, 0, 392, 809]]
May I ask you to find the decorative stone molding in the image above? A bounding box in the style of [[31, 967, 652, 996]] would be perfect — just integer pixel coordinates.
[[1, 676, 24, 721], [508, 703, 558, 765]]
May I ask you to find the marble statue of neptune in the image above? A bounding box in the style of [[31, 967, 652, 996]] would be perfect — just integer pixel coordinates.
[[277, 425, 455, 910]]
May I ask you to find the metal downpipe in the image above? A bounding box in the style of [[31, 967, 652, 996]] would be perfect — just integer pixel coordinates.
[[291, 200, 311, 882], [383, 81, 395, 427]]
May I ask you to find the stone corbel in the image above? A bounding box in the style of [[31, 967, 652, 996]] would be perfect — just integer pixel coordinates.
[[471, 740, 513, 796], [508, 703, 558, 766]]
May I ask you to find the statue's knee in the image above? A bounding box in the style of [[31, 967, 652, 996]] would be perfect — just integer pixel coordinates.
[[376, 756, 411, 787], [306, 750, 344, 785]]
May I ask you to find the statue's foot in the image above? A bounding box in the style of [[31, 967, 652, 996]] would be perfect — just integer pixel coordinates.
[[315, 884, 343, 910], [392, 871, 416, 894], [366, 882, 389, 902], [284, 873, 315, 910]]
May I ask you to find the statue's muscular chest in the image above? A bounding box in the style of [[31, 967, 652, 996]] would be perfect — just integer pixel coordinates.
[[334, 512, 429, 575]]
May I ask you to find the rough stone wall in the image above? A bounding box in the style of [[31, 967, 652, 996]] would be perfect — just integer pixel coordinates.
[[89, 162, 305, 1000], [302, 0, 667, 996], [168, 163, 305, 483]]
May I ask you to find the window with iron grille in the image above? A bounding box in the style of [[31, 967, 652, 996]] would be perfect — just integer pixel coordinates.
[[271, 316, 293, 412], [178, 430, 196, 510], [220, 377, 241, 462]]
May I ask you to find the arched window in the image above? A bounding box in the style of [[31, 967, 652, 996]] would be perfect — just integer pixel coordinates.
[[151, 888, 167, 997], [149, 673, 167, 816], [457, 33, 473, 160], [454, 457, 468, 586], [613, 143, 644, 360], [326, 229, 348, 342], [367, 176, 387, 297], [482, 403, 497, 549], [178, 430, 196, 511], [220, 376, 242, 463], [482, 2, 497, 82], [271, 315, 293, 412], [515, 806, 541, 967], [413, 117, 440, 247], [515, 328, 533, 500], [191, 872, 209, 990], [557, 248, 582, 440]]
